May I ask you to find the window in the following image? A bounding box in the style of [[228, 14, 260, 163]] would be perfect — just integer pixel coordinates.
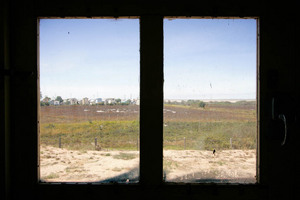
[[39, 19, 140, 183], [39, 17, 258, 185], [163, 19, 257, 183], [5, 1, 297, 199]]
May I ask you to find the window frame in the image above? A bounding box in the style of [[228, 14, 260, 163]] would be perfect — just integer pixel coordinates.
[[37, 17, 143, 184], [5, 1, 273, 199], [162, 17, 259, 184], [37, 16, 259, 186]]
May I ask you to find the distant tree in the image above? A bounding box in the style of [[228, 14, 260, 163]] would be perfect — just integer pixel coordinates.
[[40, 102, 49, 106], [199, 101, 206, 108], [126, 99, 132, 104], [115, 98, 121, 104], [55, 96, 63, 103], [43, 96, 51, 102]]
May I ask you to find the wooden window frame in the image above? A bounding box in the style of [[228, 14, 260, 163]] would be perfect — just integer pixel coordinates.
[[35, 15, 261, 196], [5, 1, 283, 199]]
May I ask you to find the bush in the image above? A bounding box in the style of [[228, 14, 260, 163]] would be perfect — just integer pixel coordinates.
[[199, 101, 206, 108], [40, 102, 49, 106]]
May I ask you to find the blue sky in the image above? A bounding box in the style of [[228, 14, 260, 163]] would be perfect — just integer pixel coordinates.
[[40, 19, 140, 100], [164, 19, 257, 100], [39, 18, 256, 100]]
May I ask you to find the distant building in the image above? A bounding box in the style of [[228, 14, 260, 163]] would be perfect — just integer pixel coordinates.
[[89, 98, 103, 105], [69, 98, 78, 105], [95, 98, 103, 104], [135, 99, 140, 105], [121, 99, 128, 104], [49, 100, 60, 105], [105, 98, 115, 105], [89, 99, 96, 105], [63, 98, 77, 105], [81, 97, 89, 105]]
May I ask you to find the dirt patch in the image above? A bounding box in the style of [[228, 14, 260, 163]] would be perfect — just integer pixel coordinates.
[[40, 145, 139, 182], [40, 145, 256, 183], [164, 149, 256, 183]]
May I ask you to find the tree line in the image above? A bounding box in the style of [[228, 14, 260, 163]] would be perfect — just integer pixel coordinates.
[[165, 99, 206, 108]]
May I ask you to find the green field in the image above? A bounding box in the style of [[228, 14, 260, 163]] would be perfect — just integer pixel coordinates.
[[40, 101, 256, 151]]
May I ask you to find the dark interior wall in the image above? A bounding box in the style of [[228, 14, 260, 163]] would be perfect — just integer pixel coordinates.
[[1, 1, 7, 200], [259, 14, 299, 199], [1, 0, 299, 200]]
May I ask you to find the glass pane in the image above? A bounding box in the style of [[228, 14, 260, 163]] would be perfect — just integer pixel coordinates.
[[163, 19, 257, 183], [39, 19, 139, 183]]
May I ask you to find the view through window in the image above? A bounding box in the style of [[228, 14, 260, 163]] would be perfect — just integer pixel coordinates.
[[163, 19, 257, 183], [39, 19, 140, 183], [39, 18, 257, 184]]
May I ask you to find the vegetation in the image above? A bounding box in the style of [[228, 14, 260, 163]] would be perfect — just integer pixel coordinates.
[[40, 101, 257, 151], [165, 99, 207, 108], [164, 121, 256, 150], [44, 173, 59, 179], [41, 120, 139, 150], [40, 102, 50, 106], [113, 153, 137, 160], [55, 96, 63, 103]]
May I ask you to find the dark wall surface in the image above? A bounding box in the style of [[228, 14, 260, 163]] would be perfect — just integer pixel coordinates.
[[1, 1, 299, 200]]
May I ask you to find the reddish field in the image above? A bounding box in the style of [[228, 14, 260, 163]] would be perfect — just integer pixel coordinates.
[[40, 102, 255, 123], [163, 104, 255, 122], [40, 105, 139, 123]]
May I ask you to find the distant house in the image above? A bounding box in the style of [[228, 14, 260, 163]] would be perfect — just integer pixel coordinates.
[[49, 100, 60, 105], [121, 99, 127, 104], [95, 98, 103, 104], [105, 98, 115, 105], [63, 98, 78, 105], [89, 99, 96, 105], [63, 99, 69, 104], [81, 97, 89, 105], [121, 99, 132, 105], [49, 100, 54, 105], [69, 98, 78, 105], [135, 99, 140, 105], [90, 98, 103, 105]]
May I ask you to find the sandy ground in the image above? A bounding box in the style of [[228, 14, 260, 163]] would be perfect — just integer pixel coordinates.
[[40, 145, 256, 183], [40, 145, 139, 182], [164, 149, 256, 183]]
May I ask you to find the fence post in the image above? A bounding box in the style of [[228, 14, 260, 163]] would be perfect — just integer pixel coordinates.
[[184, 137, 186, 150], [95, 137, 98, 149], [59, 136, 61, 148], [230, 138, 232, 149]]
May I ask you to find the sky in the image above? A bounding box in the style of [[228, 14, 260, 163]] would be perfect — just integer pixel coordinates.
[[39, 18, 256, 100]]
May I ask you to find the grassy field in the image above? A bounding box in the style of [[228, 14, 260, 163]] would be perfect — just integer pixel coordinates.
[[40, 101, 256, 151]]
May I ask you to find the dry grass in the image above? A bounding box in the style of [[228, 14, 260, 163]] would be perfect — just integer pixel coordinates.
[[40, 145, 256, 183]]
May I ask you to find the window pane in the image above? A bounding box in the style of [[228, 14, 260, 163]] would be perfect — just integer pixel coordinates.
[[39, 19, 140, 183], [163, 19, 257, 183]]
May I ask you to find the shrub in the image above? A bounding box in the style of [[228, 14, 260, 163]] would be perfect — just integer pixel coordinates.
[[113, 153, 137, 160], [199, 101, 206, 108]]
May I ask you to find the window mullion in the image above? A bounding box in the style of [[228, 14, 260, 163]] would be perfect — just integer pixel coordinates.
[[139, 15, 164, 186]]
